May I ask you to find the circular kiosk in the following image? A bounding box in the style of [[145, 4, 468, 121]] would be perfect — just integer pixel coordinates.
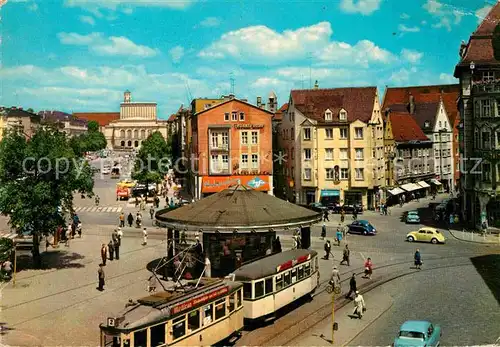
[[155, 186, 321, 277]]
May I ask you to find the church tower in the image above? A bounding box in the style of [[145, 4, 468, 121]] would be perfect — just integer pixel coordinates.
[[124, 90, 131, 103], [268, 91, 277, 113]]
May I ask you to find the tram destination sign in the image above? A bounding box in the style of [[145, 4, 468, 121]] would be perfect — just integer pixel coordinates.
[[171, 286, 229, 315]]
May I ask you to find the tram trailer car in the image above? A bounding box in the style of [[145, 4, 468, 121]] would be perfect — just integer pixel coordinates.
[[230, 249, 319, 322]]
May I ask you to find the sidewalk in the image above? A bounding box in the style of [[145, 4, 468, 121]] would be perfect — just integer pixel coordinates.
[[448, 229, 500, 244]]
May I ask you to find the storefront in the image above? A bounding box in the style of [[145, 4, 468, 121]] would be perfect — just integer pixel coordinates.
[[344, 191, 363, 206], [400, 183, 422, 200], [417, 181, 431, 196], [304, 189, 316, 204], [320, 189, 340, 206]]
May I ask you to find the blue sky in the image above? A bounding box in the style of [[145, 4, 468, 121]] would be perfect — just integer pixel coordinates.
[[0, 0, 496, 118]]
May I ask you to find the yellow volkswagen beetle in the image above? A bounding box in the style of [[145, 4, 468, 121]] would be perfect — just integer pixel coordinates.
[[406, 227, 446, 244], [117, 179, 136, 188]]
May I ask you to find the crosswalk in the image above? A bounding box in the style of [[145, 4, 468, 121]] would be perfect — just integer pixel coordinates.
[[73, 206, 123, 213]]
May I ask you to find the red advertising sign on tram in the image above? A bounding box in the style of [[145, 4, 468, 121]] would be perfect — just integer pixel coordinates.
[[171, 286, 229, 315]]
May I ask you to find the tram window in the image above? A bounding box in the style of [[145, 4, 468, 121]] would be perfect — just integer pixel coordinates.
[[215, 299, 226, 320], [172, 316, 186, 340], [276, 275, 283, 291], [150, 323, 166, 346], [291, 269, 297, 283], [102, 334, 120, 347], [305, 264, 311, 276], [203, 304, 213, 325], [243, 282, 252, 299], [254, 281, 264, 298], [237, 289, 242, 307], [265, 278, 273, 294], [229, 293, 235, 312], [298, 265, 304, 279], [134, 329, 147, 347], [188, 309, 200, 332], [284, 271, 291, 286]]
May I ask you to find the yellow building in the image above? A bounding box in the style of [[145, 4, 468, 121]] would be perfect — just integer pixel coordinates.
[[279, 85, 385, 210]]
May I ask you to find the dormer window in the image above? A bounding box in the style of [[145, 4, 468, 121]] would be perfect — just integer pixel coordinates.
[[424, 120, 430, 128], [325, 109, 333, 121], [339, 109, 347, 121]]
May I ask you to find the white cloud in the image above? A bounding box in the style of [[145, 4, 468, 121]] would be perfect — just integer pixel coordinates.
[[453, 9, 463, 24], [339, 0, 382, 15], [400, 13, 410, 19], [199, 17, 220, 27], [251, 77, 285, 88], [79, 15, 96, 26], [423, 0, 443, 14], [28, 2, 38, 10], [398, 24, 420, 32], [58, 32, 158, 57], [439, 73, 456, 84], [423, 0, 462, 31], [64, 0, 194, 12], [389, 67, 417, 84], [476, 5, 492, 23], [401, 49, 423, 64], [169, 45, 184, 63], [316, 40, 395, 67], [122, 7, 133, 14], [432, 17, 451, 31]]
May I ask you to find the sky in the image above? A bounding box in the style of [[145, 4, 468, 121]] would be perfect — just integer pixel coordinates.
[[0, 0, 496, 118]]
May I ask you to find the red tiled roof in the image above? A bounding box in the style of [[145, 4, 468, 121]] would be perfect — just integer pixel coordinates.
[[273, 103, 289, 121], [389, 112, 429, 142], [73, 112, 119, 127], [474, 2, 500, 35], [167, 114, 177, 122], [290, 87, 376, 123]]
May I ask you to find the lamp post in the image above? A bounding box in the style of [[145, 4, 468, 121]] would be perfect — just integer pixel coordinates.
[[468, 61, 475, 223]]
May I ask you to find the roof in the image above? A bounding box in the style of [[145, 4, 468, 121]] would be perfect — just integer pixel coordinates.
[[73, 112, 120, 127], [388, 112, 430, 142], [273, 103, 289, 121], [290, 87, 377, 124], [156, 187, 322, 230], [399, 320, 432, 333], [387, 102, 439, 131], [232, 249, 318, 280], [167, 114, 177, 122], [39, 110, 88, 126], [194, 98, 275, 117]]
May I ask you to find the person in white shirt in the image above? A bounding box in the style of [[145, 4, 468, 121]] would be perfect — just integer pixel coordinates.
[[353, 291, 366, 319], [142, 228, 148, 245]]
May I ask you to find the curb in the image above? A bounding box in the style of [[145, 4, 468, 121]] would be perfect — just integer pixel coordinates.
[[448, 229, 500, 245]]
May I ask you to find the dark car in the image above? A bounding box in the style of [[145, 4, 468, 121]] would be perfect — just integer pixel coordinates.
[[308, 202, 328, 212], [347, 220, 376, 235], [331, 204, 363, 214]]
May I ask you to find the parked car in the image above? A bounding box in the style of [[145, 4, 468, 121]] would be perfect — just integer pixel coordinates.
[[394, 320, 441, 347], [406, 227, 446, 244], [405, 210, 420, 224], [308, 202, 328, 212], [117, 179, 137, 188], [347, 220, 376, 235], [331, 204, 363, 214]]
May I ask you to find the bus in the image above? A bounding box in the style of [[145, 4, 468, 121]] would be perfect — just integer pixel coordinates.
[[100, 278, 244, 347]]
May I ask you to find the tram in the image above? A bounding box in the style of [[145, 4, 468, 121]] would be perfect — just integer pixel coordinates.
[[229, 249, 319, 322], [99, 278, 244, 347]]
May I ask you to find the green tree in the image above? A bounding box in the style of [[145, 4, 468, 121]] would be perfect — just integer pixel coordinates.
[[132, 132, 171, 185], [87, 120, 99, 132], [69, 121, 107, 156], [0, 128, 94, 268]]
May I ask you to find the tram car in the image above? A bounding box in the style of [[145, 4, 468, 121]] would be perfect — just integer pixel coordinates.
[[229, 249, 319, 322], [100, 278, 244, 347]]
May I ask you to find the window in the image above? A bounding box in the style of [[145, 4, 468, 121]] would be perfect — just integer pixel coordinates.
[[355, 168, 364, 180], [418, 149, 422, 156], [325, 148, 333, 160], [211, 155, 219, 173], [284, 271, 291, 286], [291, 148, 295, 160], [254, 281, 264, 298], [303, 128, 311, 140], [438, 121, 442, 128], [326, 168, 334, 180], [276, 274, 283, 291], [291, 268, 297, 283], [151, 323, 166, 346], [340, 128, 348, 139], [248, 131, 257, 145], [228, 294, 235, 312], [355, 127, 363, 139], [243, 282, 252, 299], [424, 120, 430, 128], [340, 148, 348, 160], [496, 132, 500, 149], [482, 162, 491, 182], [304, 148, 312, 161], [224, 112, 230, 121], [483, 71, 495, 81], [325, 128, 333, 139], [435, 149, 440, 158], [222, 155, 229, 170], [298, 266, 304, 279], [265, 278, 273, 294], [325, 111, 333, 121], [303, 168, 311, 180], [482, 99, 492, 117], [241, 131, 248, 145], [231, 112, 238, 121], [239, 112, 245, 121], [134, 329, 147, 347], [188, 309, 200, 332], [203, 304, 213, 325], [215, 299, 226, 320], [339, 110, 347, 120], [340, 168, 349, 180], [290, 128, 294, 140], [482, 131, 491, 149], [172, 316, 186, 340], [251, 154, 259, 169], [241, 154, 248, 169], [211, 132, 218, 148], [355, 148, 364, 160]]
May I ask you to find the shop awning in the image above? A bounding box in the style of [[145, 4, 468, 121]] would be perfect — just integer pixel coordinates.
[[417, 181, 431, 188], [388, 187, 405, 195], [401, 183, 421, 192], [430, 179, 442, 186]]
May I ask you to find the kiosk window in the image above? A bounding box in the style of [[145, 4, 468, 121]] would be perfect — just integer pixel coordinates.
[[255, 281, 264, 298], [276, 274, 283, 291], [237, 289, 242, 307], [243, 282, 252, 299], [134, 329, 147, 347], [203, 304, 213, 325], [188, 309, 200, 332], [229, 294, 235, 312], [298, 266, 304, 279], [172, 316, 186, 340], [150, 323, 166, 346], [265, 278, 273, 294], [284, 271, 291, 286], [305, 264, 311, 276], [215, 299, 226, 320], [291, 269, 297, 283]]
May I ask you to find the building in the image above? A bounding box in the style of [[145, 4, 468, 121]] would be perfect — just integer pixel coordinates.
[[188, 96, 274, 199], [280, 85, 385, 209], [38, 110, 88, 137], [454, 3, 500, 228], [272, 103, 288, 198], [384, 111, 434, 203], [382, 84, 460, 193], [73, 112, 120, 132], [0, 106, 40, 140]]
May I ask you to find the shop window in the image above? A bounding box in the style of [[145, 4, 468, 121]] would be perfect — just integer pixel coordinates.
[[134, 329, 147, 347], [172, 316, 186, 340], [276, 274, 283, 291], [265, 277, 273, 294], [188, 309, 200, 332], [215, 299, 226, 320], [229, 294, 235, 312], [298, 265, 304, 279], [255, 280, 264, 298], [150, 323, 166, 346], [243, 282, 252, 299], [284, 271, 291, 286], [203, 304, 213, 325]]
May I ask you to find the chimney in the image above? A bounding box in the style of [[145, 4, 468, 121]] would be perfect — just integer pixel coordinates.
[[314, 80, 319, 89], [228, 94, 235, 99], [257, 96, 262, 107], [409, 94, 415, 114]]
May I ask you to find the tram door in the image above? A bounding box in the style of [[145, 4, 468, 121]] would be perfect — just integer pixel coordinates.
[[300, 227, 310, 249]]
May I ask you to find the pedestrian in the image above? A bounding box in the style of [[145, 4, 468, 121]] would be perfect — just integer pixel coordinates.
[[127, 213, 134, 227], [363, 257, 373, 279], [117, 227, 123, 242], [65, 225, 71, 247], [340, 209, 345, 223], [149, 205, 155, 219], [345, 273, 357, 299], [352, 291, 366, 319], [353, 209, 358, 221], [323, 240, 331, 260], [292, 236, 299, 250], [108, 240, 115, 261], [414, 248, 422, 270], [330, 265, 341, 292], [95, 195, 100, 206], [336, 228, 343, 246], [142, 227, 148, 245], [340, 244, 350, 266], [2, 259, 13, 279], [100, 243, 107, 265], [321, 223, 326, 239], [323, 209, 330, 222], [135, 196, 139, 207], [113, 234, 120, 260], [274, 236, 282, 253], [136, 212, 142, 228], [97, 264, 105, 291], [154, 196, 160, 208], [119, 212, 125, 228]]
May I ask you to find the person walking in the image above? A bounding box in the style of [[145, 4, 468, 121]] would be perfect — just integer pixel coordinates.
[[292, 235, 299, 250], [204, 255, 212, 278], [323, 240, 331, 260], [127, 213, 134, 227], [97, 264, 105, 291], [363, 257, 373, 279], [323, 209, 330, 222], [136, 212, 142, 228], [352, 291, 366, 319], [108, 240, 115, 261], [95, 195, 100, 206], [340, 209, 345, 223], [142, 227, 148, 246], [101, 243, 107, 265], [414, 248, 422, 270], [340, 244, 350, 266], [113, 233, 120, 260], [330, 265, 341, 292], [149, 205, 155, 219], [336, 228, 343, 246], [345, 273, 357, 299], [321, 223, 327, 239], [119, 212, 125, 228]]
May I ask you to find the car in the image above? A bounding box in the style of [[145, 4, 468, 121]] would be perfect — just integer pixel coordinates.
[[406, 210, 420, 224], [347, 220, 376, 235], [394, 320, 441, 347], [117, 179, 136, 188], [406, 227, 446, 244], [308, 202, 328, 212], [331, 204, 363, 214]]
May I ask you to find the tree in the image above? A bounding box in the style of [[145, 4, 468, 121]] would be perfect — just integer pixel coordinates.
[[87, 120, 99, 133], [69, 121, 107, 156], [0, 128, 94, 268], [132, 132, 171, 185]]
